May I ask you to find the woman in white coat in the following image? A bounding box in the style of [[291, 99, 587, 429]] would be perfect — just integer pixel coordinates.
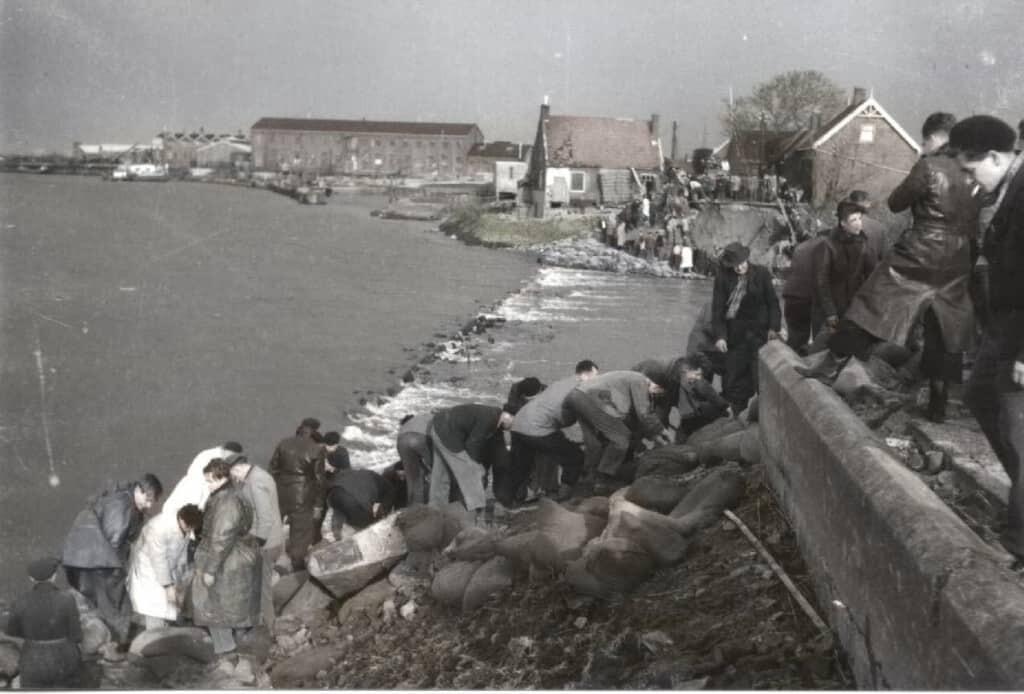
[[128, 504, 203, 629]]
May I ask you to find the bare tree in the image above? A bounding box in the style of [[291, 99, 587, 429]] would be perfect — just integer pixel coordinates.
[[721, 70, 845, 136]]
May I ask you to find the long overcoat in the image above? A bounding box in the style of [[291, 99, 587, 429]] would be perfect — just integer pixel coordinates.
[[191, 485, 261, 629], [843, 147, 980, 352], [268, 435, 325, 516], [127, 511, 190, 621], [62, 482, 143, 569]]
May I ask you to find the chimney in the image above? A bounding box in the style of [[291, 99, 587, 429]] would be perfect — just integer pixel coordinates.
[[650, 114, 660, 138], [671, 121, 679, 160], [540, 99, 550, 121], [852, 86, 868, 104]]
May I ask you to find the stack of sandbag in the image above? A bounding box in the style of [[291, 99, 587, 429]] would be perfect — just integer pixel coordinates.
[[566, 467, 746, 598]]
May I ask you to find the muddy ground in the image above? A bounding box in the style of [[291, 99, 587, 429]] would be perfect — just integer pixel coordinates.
[[267, 462, 853, 690]]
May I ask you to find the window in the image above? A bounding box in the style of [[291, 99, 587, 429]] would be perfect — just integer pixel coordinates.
[[570, 171, 586, 192], [859, 124, 875, 143]]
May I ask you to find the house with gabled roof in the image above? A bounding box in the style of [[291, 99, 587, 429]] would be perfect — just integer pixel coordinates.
[[774, 87, 920, 206], [525, 103, 663, 217]]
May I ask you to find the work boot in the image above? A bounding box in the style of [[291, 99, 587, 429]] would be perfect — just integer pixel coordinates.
[[926, 379, 948, 423], [794, 351, 847, 382]]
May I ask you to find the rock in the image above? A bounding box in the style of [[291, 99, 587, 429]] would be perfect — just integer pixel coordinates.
[[677, 675, 711, 689], [925, 450, 946, 474], [430, 560, 482, 607], [336, 579, 396, 626], [399, 600, 417, 621], [281, 577, 335, 617], [129, 626, 214, 663], [270, 644, 347, 689], [0, 641, 19, 678], [738, 427, 762, 465], [381, 599, 398, 622], [670, 467, 746, 534], [462, 556, 515, 611], [396, 504, 469, 552], [234, 657, 257, 685], [237, 624, 273, 662], [635, 445, 701, 478], [574, 616, 588, 629], [625, 476, 686, 513], [272, 570, 308, 613], [307, 513, 407, 599], [140, 653, 207, 681], [80, 613, 111, 655]]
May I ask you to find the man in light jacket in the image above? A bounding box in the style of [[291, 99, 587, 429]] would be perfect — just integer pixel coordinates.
[[162, 441, 243, 515], [229, 453, 285, 628], [128, 504, 203, 629]]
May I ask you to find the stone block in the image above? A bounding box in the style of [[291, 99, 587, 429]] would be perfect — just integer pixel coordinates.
[[129, 626, 213, 663], [307, 513, 408, 599]]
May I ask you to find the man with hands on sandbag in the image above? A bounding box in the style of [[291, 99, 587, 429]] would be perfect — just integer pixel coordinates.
[[565, 370, 671, 494]]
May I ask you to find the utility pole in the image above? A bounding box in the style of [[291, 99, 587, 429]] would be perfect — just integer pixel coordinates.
[[671, 121, 678, 161]]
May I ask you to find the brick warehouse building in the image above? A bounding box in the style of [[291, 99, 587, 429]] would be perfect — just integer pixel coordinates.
[[250, 117, 483, 177]]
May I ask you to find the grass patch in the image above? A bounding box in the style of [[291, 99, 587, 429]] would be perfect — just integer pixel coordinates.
[[440, 203, 592, 247]]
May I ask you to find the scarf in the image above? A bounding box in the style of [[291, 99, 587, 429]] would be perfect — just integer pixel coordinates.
[[726, 273, 748, 320]]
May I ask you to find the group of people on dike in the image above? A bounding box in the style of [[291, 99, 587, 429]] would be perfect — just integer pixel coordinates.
[[783, 113, 1024, 567]]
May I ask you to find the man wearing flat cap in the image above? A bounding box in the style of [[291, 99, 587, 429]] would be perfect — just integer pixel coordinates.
[[950, 114, 1024, 567], [711, 242, 783, 413], [6, 557, 83, 688]]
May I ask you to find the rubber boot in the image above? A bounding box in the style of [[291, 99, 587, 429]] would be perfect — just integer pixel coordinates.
[[927, 379, 948, 423]]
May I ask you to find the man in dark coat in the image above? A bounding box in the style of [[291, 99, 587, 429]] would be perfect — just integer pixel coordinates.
[[62, 473, 163, 648], [428, 404, 514, 514], [829, 113, 980, 421], [847, 190, 888, 262], [229, 454, 284, 629], [813, 200, 876, 333], [951, 115, 1024, 566], [782, 230, 829, 354], [711, 242, 784, 413], [322, 464, 399, 539], [6, 557, 83, 688], [269, 417, 326, 571]]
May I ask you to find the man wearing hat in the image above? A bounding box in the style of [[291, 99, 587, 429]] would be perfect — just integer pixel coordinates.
[[812, 200, 877, 341], [711, 242, 783, 413], [6, 557, 83, 688], [950, 114, 1024, 566], [269, 418, 326, 571]]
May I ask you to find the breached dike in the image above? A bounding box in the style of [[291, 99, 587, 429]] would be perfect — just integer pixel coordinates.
[[532, 237, 707, 279]]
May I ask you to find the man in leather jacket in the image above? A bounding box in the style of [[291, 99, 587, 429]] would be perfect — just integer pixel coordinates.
[[268, 417, 326, 571]]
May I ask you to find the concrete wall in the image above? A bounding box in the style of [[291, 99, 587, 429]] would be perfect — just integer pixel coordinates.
[[758, 341, 1024, 689]]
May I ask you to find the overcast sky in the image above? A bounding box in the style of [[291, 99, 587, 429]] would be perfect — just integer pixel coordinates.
[[2, 0, 1021, 155]]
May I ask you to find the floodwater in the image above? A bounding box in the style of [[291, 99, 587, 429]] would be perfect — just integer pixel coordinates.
[[0, 173, 711, 599]]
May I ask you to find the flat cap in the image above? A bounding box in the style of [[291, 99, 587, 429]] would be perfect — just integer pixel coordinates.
[[949, 115, 1017, 154]]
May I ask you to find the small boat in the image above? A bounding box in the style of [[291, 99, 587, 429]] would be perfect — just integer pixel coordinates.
[[110, 163, 168, 181]]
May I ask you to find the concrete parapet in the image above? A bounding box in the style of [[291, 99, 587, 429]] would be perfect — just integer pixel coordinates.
[[758, 341, 1024, 689]]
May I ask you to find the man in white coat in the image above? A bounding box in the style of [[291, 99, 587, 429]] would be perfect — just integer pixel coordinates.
[[127, 504, 203, 629], [229, 453, 284, 628], [162, 442, 243, 515]]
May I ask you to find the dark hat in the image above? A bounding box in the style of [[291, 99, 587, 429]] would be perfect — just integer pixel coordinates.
[[837, 200, 863, 222], [949, 115, 1017, 154], [719, 242, 750, 269], [847, 189, 871, 209], [28, 556, 60, 582], [299, 417, 321, 430], [224, 452, 248, 467], [322, 431, 341, 446], [517, 377, 544, 398]]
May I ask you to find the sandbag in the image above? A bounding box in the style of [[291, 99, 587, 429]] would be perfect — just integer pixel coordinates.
[[535, 498, 606, 559], [738, 428, 762, 465], [669, 468, 746, 533], [685, 417, 746, 448], [336, 579, 396, 626], [634, 445, 700, 478], [397, 506, 446, 552], [444, 527, 497, 562], [696, 430, 745, 467], [604, 497, 690, 566], [462, 556, 515, 611], [565, 537, 657, 598], [494, 531, 565, 575], [430, 560, 482, 607], [571, 496, 610, 519], [624, 476, 686, 513]]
